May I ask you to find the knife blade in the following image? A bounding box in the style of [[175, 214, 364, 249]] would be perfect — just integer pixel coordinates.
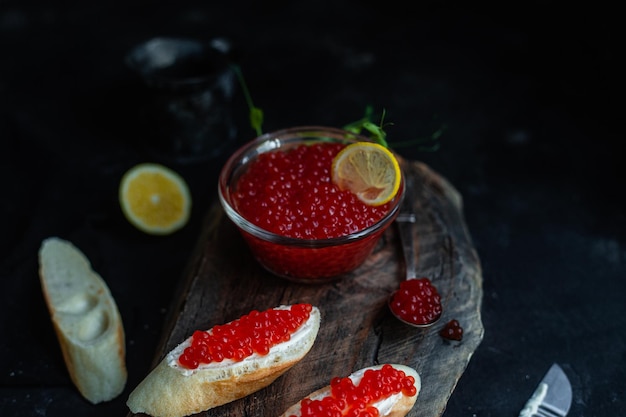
[[519, 363, 572, 417]]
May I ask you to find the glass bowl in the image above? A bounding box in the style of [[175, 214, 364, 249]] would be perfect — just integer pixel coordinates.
[[218, 126, 405, 283]]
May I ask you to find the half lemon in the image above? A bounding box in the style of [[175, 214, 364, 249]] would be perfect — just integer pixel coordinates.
[[119, 163, 191, 235], [331, 142, 401, 206]]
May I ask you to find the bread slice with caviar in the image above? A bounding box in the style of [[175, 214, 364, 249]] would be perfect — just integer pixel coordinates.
[[279, 363, 420, 417], [127, 304, 321, 417], [38, 237, 127, 403]]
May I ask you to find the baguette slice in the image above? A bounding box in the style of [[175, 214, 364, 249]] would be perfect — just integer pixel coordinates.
[[38, 237, 127, 404], [279, 364, 420, 417], [127, 304, 321, 417]]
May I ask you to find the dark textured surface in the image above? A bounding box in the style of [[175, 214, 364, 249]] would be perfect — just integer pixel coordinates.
[[1, 1, 624, 416], [133, 160, 484, 417]]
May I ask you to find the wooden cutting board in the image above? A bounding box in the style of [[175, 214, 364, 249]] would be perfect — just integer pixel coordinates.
[[134, 159, 484, 417]]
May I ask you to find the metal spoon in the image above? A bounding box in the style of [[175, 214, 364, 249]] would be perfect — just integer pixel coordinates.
[[388, 177, 441, 328]]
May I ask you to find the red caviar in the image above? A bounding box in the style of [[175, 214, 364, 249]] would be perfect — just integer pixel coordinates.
[[178, 304, 312, 369], [233, 143, 392, 239], [440, 319, 463, 341], [227, 141, 401, 281], [292, 364, 417, 417], [390, 278, 442, 325]]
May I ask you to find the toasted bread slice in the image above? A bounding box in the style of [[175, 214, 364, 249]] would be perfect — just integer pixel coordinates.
[[38, 237, 127, 403], [279, 364, 421, 417], [127, 305, 321, 417]]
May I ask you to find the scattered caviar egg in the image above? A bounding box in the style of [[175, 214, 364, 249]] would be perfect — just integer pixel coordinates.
[[440, 319, 463, 341], [178, 304, 312, 369]]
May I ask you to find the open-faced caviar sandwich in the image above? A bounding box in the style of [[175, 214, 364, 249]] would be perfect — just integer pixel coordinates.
[[279, 363, 421, 417], [127, 304, 321, 417]]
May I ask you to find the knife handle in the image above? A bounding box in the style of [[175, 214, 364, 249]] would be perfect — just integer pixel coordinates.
[[519, 382, 548, 417]]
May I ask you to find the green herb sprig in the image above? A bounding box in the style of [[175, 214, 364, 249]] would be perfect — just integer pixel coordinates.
[[343, 106, 444, 152], [343, 106, 391, 148], [232, 64, 264, 136], [232, 65, 444, 152]]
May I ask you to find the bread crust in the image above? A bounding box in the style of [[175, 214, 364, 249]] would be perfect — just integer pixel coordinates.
[[38, 237, 127, 404], [278, 364, 420, 417], [127, 305, 321, 417]]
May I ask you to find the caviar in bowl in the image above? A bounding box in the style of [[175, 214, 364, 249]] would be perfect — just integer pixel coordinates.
[[218, 126, 405, 283]]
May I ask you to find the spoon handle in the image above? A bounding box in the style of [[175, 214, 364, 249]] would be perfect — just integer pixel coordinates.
[[396, 177, 417, 280]]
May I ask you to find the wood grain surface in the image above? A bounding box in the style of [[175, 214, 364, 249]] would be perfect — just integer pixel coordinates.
[[132, 160, 484, 417]]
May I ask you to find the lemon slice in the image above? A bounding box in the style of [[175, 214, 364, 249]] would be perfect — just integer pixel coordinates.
[[331, 142, 401, 206], [119, 163, 191, 235]]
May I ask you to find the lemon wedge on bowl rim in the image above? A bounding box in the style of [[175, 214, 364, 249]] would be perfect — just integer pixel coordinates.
[[331, 142, 401, 206], [119, 163, 191, 235]]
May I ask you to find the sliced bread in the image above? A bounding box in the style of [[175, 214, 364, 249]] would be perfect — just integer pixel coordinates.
[[38, 237, 127, 403]]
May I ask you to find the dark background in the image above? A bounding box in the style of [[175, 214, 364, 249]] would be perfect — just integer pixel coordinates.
[[1, 1, 624, 416]]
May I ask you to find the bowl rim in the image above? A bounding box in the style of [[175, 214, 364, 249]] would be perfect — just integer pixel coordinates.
[[218, 126, 405, 248]]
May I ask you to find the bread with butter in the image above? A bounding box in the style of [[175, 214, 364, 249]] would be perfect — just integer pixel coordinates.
[[279, 363, 420, 417], [127, 304, 321, 417]]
